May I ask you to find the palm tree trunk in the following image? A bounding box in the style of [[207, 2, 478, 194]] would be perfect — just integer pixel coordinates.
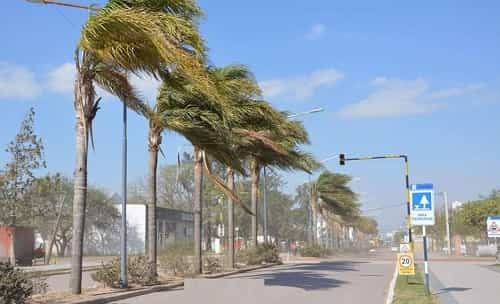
[[311, 190, 318, 244], [147, 127, 161, 280], [250, 160, 260, 247], [70, 94, 88, 295], [193, 146, 203, 274], [226, 168, 235, 268]]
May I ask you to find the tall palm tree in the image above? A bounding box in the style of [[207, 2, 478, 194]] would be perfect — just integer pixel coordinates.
[[247, 121, 317, 247], [153, 73, 252, 274], [71, 0, 209, 293], [154, 64, 293, 272]]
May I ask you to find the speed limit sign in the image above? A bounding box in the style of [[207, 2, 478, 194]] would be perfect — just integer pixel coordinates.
[[397, 253, 415, 275]]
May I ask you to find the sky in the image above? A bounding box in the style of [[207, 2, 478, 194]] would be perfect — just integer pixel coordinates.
[[1, 1, 499, 232]]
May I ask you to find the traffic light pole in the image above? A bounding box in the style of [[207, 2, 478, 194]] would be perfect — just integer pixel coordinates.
[[339, 154, 413, 245]]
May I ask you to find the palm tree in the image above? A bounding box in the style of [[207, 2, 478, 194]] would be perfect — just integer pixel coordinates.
[[71, 0, 209, 293], [312, 171, 360, 245], [247, 121, 317, 247], [154, 64, 296, 272], [153, 71, 253, 274]]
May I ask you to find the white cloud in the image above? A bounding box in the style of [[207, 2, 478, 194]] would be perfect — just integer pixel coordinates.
[[0, 63, 41, 99], [337, 77, 486, 119], [429, 83, 486, 99], [47, 63, 76, 94], [259, 68, 344, 101], [306, 24, 326, 40]]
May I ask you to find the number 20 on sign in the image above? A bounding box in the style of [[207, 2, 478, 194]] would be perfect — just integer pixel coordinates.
[[397, 253, 415, 275]]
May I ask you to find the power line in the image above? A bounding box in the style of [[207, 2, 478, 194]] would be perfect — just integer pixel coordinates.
[[362, 203, 406, 213]]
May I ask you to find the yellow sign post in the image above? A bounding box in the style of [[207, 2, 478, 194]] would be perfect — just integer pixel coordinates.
[[397, 253, 415, 275]]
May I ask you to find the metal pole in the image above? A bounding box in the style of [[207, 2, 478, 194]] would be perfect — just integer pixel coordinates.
[[443, 192, 451, 255], [495, 237, 498, 264], [403, 156, 413, 246], [120, 101, 128, 288], [262, 166, 268, 243], [422, 225, 430, 293]]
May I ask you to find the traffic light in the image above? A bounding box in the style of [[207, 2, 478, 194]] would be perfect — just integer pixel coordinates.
[[339, 154, 346, 165]]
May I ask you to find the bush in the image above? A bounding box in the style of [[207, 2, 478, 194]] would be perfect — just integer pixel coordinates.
[[238, 243, 281, 265], [299, 243, 327, 257], [158, 241, 194, 277], [0, 262, 33, 304], [203, 256, 223, 274], [91, 256, 155, 288]]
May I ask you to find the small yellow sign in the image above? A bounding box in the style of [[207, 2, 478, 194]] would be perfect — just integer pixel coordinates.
[[397, 253, 415, 275]]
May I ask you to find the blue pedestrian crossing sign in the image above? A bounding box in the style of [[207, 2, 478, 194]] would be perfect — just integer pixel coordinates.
[[410, 184, 435, 226]]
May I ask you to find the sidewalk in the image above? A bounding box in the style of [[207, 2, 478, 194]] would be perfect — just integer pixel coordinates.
[[430, 260, 500, 304]]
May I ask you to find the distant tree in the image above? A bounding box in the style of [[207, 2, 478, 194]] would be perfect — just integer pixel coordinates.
[[128, 152, 194, 211], [0, 107, 46, 226], [454, 195, 500, 239], [393, 231, 405, 243], [354, 216, 378, 235]]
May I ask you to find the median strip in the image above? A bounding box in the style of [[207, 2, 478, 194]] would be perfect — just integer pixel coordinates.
[[392, 264, 439, 304]]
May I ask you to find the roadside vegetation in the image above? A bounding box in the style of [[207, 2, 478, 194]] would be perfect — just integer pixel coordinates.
[[1, 0, 377, 299], [392, 265, 438, 304]]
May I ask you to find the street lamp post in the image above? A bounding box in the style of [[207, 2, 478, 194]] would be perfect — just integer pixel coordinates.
[[436, 191, 451, 255], [261, 107, 324, 243], [27, 0, 99, 10]]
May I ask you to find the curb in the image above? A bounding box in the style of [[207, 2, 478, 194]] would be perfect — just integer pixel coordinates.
[[63, 263, 278, 304], [385, 262, 398, 304], [201, 262, 279, 279]]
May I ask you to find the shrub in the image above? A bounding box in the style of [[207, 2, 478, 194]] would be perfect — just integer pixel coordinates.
[[158, 241, 194, 277], [91, 255, 155, 288], [299, 243, 327, 257], [238, 243, 281, 265], [0, 262, 33, 304], [203, 256, 223, 274]]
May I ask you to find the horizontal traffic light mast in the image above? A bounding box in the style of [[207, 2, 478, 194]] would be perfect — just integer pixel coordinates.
[[339, 153, 408, 165], [338, 153, 413, 245]]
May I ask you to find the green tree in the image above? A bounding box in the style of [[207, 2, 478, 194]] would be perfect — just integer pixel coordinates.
[[454, 195, 500, 239], [0, 108, 46, 227], [354, 216, 378, 235]]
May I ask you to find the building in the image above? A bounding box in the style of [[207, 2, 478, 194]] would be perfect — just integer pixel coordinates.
[[115, 202, 194, 252]]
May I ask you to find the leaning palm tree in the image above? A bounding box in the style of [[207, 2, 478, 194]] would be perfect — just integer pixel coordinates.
[[71, 0, 211, 293], [246, 119, 317, 247], [312, 171, 360, 245], [153, 74, 253, 274], [154, 64, 293, 272]]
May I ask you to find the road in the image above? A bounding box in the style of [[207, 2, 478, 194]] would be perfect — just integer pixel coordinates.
[[430, 260, 500, 304], [110, 251, 395, 304]]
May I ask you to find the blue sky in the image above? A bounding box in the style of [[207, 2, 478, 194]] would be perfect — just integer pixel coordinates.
[[1, 1, 499, 232]]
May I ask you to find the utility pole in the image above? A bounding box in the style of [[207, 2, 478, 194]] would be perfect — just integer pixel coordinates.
[[26, 0, 129, 289], [437, 191, 452, 255]]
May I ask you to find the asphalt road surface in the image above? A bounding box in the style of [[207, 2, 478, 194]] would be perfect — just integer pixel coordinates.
[[109, 252, 394, 304]]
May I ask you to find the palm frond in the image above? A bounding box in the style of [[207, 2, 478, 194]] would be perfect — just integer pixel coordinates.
[[201, 151, 253, 215], [93, 63, 148, 116]]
